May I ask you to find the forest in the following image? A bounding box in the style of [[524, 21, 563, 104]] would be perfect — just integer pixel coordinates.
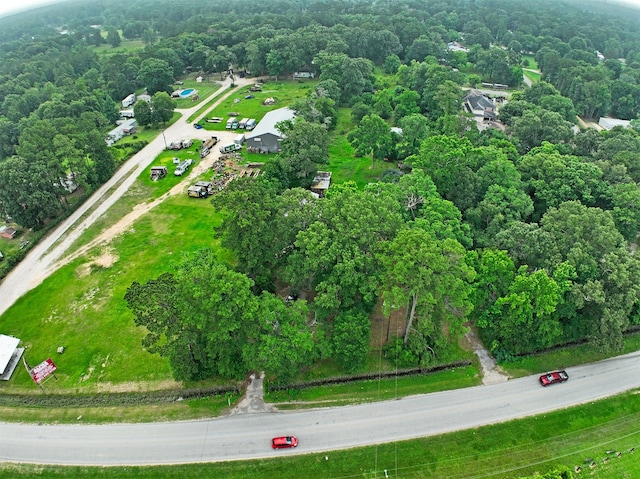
[[0, 0, 639, 385]]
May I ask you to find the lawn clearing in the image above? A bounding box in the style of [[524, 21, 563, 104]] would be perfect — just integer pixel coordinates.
[[195, 79, 316, 132], [0, 192, 226, 393], [523, 69, 541, 84]]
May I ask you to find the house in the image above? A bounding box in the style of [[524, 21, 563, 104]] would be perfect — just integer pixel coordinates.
[[105, 119, 137, 146], [598, 117, 631, 130], [464, 90, 497, 121], [447, 41, 469, 53], [245, 107, 296, 153], [293, 71, 315, 79], [310, 171, 332, 197], [120, 119, 137, 134]]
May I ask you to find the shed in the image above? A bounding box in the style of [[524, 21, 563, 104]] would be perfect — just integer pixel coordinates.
[[310, 171, 332, 197], [245, 107, 295, 153]]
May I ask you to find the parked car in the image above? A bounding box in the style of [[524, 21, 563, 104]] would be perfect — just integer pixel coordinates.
[[245, 94, 255, 99], [539, 370, 569, 386], [193, 123, 203, 129], [272, 436, 297, 449]]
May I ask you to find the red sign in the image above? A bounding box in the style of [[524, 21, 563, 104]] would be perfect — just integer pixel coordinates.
[[30, 358, 57, 384]]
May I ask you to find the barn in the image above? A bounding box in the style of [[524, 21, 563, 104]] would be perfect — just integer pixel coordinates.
[[245, 107, 295, 153]]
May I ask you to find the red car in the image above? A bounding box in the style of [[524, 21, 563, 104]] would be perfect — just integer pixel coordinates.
[[539, 370, 569, 386], [272, 436, 298, 449]]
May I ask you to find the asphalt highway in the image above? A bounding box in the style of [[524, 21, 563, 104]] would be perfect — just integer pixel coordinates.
[[1, 351, 639, 465]]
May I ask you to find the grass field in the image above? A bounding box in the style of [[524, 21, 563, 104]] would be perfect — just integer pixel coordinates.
[[2, 390, 639, 478], [193, 79, 317, 132]]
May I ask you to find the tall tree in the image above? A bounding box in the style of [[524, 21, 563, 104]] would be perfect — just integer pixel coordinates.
[[348, 114, 394, 167], [379, 228, 475, 363], [137, 58, 173, 95]]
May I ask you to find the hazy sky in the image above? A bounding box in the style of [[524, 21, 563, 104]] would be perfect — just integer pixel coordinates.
[[1, 0, 640, 19]]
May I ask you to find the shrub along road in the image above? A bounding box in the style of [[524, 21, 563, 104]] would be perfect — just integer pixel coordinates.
[[1, 350, 640, 465]]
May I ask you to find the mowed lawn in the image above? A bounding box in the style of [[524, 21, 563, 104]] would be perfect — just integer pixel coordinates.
[[195, 79, 317, 132], [0, 191, 226, 392]]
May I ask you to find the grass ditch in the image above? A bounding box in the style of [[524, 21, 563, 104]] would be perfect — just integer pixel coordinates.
[[2, 390, 640, 478]]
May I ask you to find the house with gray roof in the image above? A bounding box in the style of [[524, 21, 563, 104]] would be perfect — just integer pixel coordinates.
[[464, 90, 497, 121], [245, 107, 295, 153]]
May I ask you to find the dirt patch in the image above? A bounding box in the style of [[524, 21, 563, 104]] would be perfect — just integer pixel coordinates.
[[461, 323, 510, 385], [94, 379, 182, 393], [370, 299, 406, 348], [93, 248, 118, 268]]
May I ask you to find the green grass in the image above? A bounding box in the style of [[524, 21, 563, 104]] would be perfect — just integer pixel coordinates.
[[2, 390, 640, 478], [522, 55, 540, 70], [327, 108, 388, 187], [501, 333, 640, 378], [265, 365, 479, 408], [0, 394, 240, 424], [523, 69, 541, 84], [194, 79, 316, 132], [0, 191, 227, 393]]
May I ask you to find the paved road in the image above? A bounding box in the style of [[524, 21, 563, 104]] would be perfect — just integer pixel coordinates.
[[1, 351, 639, 465], [0, 76, 251, 318]]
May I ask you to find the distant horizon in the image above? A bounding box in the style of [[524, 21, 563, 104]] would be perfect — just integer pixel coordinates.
[[1, 0, 640, 20]]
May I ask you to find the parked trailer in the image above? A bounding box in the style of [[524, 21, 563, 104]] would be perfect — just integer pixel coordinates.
[[220, 143, 242, 153], [234, 133, 245, 145], [150, 166, 167, 181], [122, 93, 136, 108]]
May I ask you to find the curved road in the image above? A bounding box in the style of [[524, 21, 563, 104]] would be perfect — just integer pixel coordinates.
[[2, 351, 640, 465], [0, 76, 251, 318]]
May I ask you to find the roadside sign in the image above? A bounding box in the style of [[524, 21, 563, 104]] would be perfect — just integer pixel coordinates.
[[30, 358, 57, 384]]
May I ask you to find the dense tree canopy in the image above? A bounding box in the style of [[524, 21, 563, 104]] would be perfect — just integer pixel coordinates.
[[2, 0, 640, 383]]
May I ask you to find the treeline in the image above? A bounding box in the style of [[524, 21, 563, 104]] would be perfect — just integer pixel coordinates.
[[3, 0, 640, 228]]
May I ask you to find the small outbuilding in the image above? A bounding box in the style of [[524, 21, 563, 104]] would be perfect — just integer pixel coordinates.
[[0, 226, 17, 239], [310, 171, 332, 197]]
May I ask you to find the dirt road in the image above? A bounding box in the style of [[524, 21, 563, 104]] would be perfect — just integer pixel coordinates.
[[0, 76, 252, 318]]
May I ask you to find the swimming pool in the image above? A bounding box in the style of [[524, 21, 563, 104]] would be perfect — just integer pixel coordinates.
[[180, 88, 196, 98]]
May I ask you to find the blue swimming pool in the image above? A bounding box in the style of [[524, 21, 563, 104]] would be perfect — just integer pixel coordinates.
[[180, 88, 196, 98]]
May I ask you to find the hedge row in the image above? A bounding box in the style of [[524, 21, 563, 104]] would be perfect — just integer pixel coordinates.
[[0, 384, 240, 408], [266, 361, 473, 392]]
